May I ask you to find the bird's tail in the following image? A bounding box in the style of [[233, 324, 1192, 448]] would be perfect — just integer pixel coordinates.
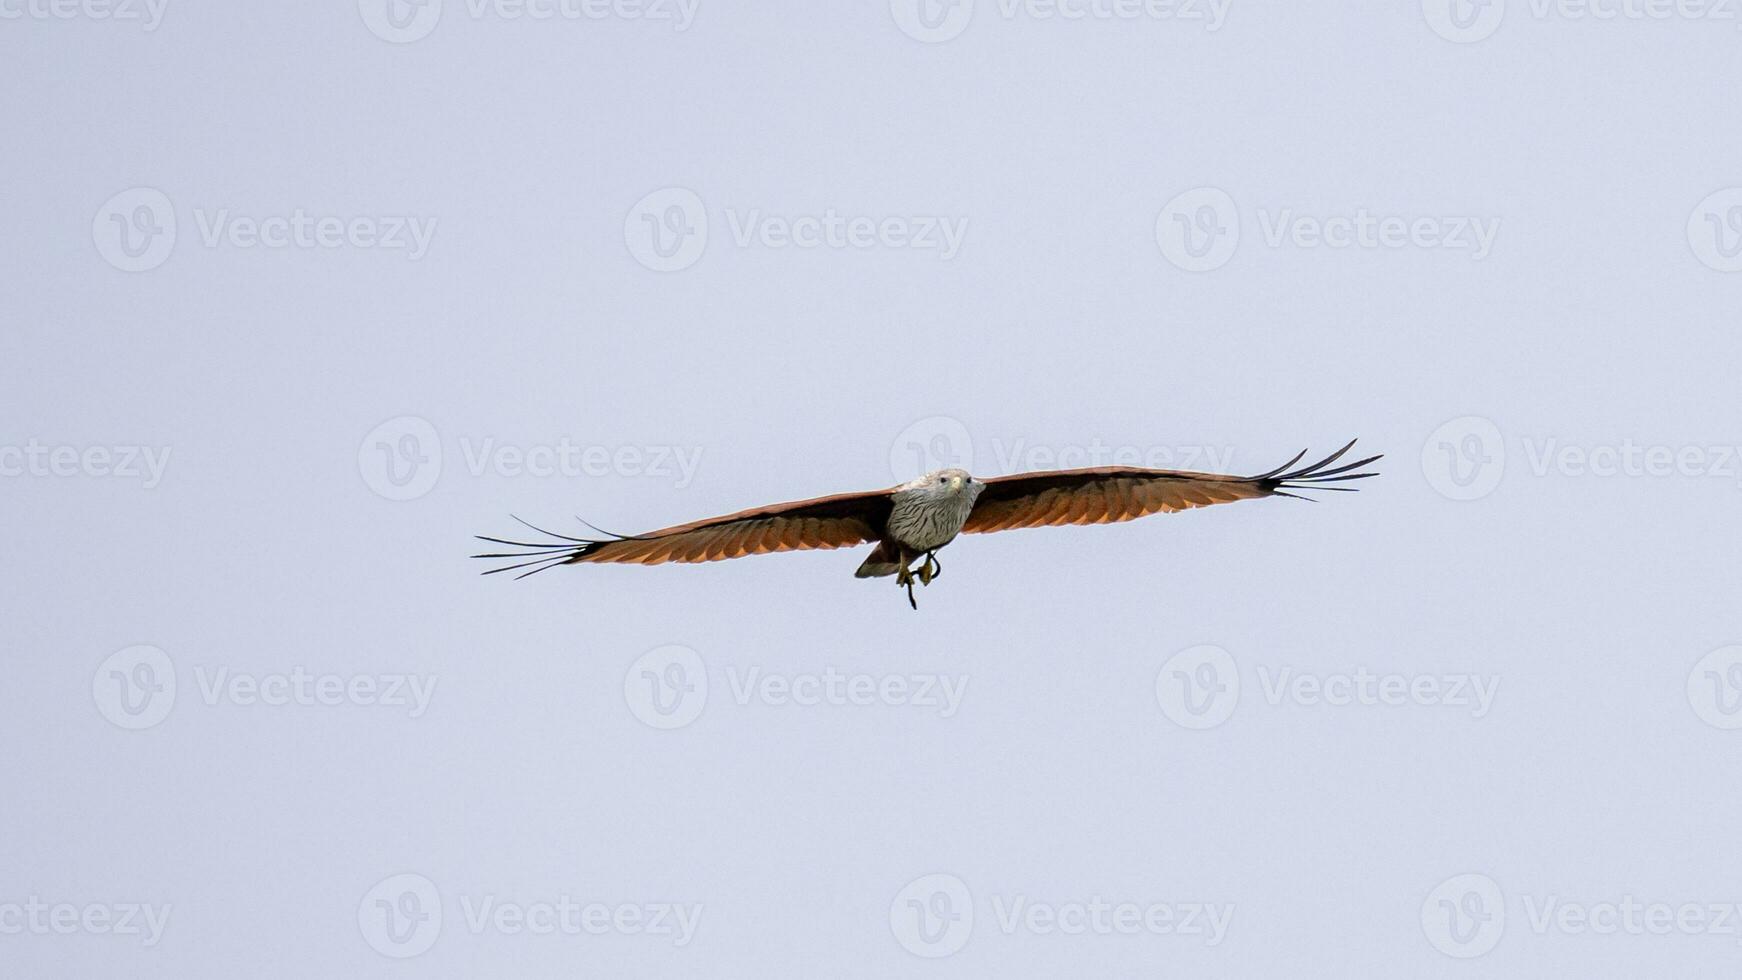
[[854, 542, 902, 578]]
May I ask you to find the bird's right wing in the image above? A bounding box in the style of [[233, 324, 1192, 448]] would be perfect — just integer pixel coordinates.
[[473, 486, 895, 578], [962, 440, 1380, 535]]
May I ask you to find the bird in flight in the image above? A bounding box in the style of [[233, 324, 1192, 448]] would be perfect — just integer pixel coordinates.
[[474, 440, 1380, 609]]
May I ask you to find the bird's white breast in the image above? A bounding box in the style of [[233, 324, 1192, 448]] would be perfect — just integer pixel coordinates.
[[887, 488, 979, 551]]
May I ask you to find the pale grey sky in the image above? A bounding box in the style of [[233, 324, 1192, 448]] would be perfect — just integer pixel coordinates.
[[5, 1, 1742, 976]]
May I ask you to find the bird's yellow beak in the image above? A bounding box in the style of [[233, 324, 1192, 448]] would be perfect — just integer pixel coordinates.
[[950, 474, 964, 492]]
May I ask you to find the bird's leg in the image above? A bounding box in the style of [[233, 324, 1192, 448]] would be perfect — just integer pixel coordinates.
[[918, 550, 941, 586], [894, 551, 919, 609]]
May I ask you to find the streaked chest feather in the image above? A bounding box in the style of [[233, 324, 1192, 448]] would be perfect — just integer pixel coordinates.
[[887, 491, 977, 550]]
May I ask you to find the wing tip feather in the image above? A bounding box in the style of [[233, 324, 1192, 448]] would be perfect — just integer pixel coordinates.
[[1257, 439, 1383, 499], [470, 517, 626, 577]]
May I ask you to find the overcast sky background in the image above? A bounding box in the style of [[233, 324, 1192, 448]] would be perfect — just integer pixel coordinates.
[[5, 1, 1742, 976]]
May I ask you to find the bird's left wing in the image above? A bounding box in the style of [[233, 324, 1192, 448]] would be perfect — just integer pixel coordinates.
[[962, 440, 1380, 535], [473, 486, 895, 578]]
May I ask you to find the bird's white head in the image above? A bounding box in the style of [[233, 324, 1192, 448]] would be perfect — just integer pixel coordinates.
[[901, 467, 983, 500]]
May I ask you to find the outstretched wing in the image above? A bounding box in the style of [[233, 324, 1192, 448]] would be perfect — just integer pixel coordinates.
[[961, 440, 1380, 535], [473, 487, 894, 578]]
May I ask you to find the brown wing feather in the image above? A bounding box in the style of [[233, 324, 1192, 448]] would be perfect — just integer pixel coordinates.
[[962, 441, 1382, 535], [473, 486, 895, 577]]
